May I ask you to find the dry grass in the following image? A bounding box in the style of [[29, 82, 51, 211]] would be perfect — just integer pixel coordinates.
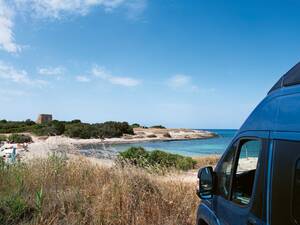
[[193, 155, 220, 169], [0, 155, 199, 225]]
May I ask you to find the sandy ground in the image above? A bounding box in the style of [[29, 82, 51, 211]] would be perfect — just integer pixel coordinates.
[[22, 128, 217, 160]]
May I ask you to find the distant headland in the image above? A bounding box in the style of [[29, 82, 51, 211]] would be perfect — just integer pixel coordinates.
[[0, 114, 217, 142]]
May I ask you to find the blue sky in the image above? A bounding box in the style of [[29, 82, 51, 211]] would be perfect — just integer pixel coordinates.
[[0, 0, 300, 128]]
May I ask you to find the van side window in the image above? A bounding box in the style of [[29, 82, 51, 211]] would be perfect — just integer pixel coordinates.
[[232, 139, 261, 206], [294, 159, 300, 224], [217, 143, 236, 199]]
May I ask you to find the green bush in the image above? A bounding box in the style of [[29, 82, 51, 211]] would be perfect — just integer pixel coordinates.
[[0, 120, 34, 133], [150, 125, 166, 129], [119, 147, 197, 171], [65, 123, 95, 139], [70, 119, 81, 124], [0, 194, 34, 225], [0, 119, 135, 139], [0, 135, 7, 142], [64, 121, 133, 139], [147, 134, 157, 138], [119, 147, 150, 167], [8, 134, 32, 143], [131, 123, 141, 128], [32, 120, 65, 136]]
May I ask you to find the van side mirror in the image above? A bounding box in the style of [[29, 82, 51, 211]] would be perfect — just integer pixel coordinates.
[[197, 166, 215, 199]]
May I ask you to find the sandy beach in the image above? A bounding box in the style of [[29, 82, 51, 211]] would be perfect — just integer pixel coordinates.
[[23, 128, 217, 159]]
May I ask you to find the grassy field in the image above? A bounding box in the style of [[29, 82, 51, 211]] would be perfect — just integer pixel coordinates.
[[0, 155, 207, 225]]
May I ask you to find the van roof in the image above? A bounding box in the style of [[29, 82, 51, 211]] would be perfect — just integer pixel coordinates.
[[268, 62, 300, 94], [240, 62, 300, 133]]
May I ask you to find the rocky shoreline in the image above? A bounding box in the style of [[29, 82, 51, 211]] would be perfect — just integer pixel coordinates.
[[72, 128, 217, 145]]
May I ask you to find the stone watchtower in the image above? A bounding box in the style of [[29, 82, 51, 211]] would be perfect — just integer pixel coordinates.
[[36, 114, 53, 124]]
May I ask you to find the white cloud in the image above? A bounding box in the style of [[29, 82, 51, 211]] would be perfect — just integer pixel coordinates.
[[38, 66, 65, 79], [0, 61, 46, 86], [108, 76, 140, 86], [0, 0, 21, 53], [14, 0, 147, 19], [0, 0, 147, 54], [168, 74, 191, 88], [92, 65, 140, 87], [167, 74, 215, 94], [76, 75, 90, 82], [91, 66, 110, 79], [124, 0, 147, 19]]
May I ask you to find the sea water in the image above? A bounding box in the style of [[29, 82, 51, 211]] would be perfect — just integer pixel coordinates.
[[110, 129, 237, 157]]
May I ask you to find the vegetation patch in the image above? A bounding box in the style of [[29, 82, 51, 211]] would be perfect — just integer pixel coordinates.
[[146, 134, 157, 138], [8, 134, 32, 143], [150, 125, 166, 129], [193, 155, 220, 168], [65, 121, 134, 139], [0, 120, 134, 139], [0, 135, 7, 142], [119, 147, 197, 171], [0, 156, 198, 225]]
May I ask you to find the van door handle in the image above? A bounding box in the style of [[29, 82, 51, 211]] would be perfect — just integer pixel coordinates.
[[247, 217, 257, 225]]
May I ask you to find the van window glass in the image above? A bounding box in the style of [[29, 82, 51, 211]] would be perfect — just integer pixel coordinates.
[[217, 143, 236, 199], [294, 159, 300, 223], [232, 140, 261, 206]]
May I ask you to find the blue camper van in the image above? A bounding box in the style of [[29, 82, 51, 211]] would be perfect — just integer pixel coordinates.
[[196, 63, 300, 225]]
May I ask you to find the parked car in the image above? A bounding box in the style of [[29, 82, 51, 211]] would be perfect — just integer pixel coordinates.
[[196, 62, 300, 225]]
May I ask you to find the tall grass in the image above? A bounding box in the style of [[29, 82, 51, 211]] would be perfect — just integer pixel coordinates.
[[193, 155, 220, 169], [0, 155, 199, 225]]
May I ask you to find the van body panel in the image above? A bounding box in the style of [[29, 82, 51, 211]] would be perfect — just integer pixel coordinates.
[[215, 195, 250, 225], [271, 131, 300, 141], [196, 201, 221, 225], [240, 85, 300, 133], [239, 96, 279, 132], [276, 93, 300, 132]]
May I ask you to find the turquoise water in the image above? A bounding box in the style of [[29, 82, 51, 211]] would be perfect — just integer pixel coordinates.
[[111, 129, 237, 156]]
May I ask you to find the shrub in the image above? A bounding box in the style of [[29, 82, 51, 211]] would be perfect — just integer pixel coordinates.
[[163, 132, 171, 138], [147, 134, 157, 138], [97, 121, 134, 138], [64, 123, 95, 139], [65, 121, 134, 139], [119, 147, 197, 171], [0, 194, 34, 225], [119, 147, 150, 167], [0, 119, 135, 139], [8, 134, 32, 143], [131, 123, 141, 128], [0, 121, 32, 133], [70, 119, 81, 124], [150, 125, 166, 129], [0, 135, 7, 142], [25, 119, 35, 126], [176, 157, 198, 171], [32, 121, 65, 136], [193, 155, 220, 168]]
